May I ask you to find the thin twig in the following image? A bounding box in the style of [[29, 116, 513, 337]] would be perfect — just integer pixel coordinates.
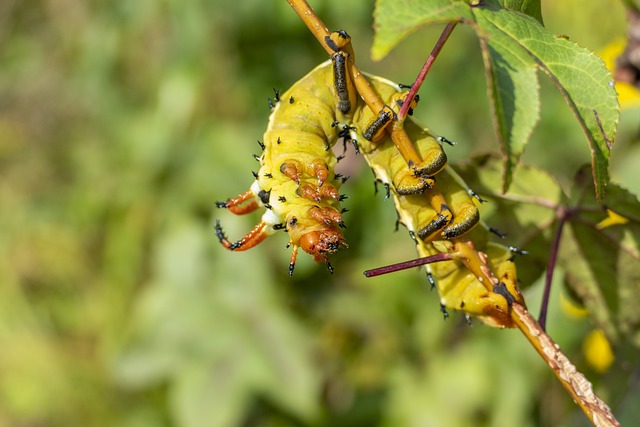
[[538, 206, 568, 330], [363, 253, 455, 277], [398, 22, 458, 121]]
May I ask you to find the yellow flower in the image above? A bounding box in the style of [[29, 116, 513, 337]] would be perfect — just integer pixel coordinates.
[[583, 329, 615, 373], [595, 209, 629, 230], [560, 291, 589, 318], [600, 38, 640, 109]]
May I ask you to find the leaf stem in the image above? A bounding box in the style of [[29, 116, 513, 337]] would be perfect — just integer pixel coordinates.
[[538, 206, 568, 330], [398, 22, 457, 122], [363, 252, 456, 277], [483, 192, 560, 210]]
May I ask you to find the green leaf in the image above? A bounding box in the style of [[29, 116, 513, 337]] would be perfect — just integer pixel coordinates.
[[372, 0, 619, 200], [372, 0, 473, 61], [563, 221, 640, 349], [460, 160, 640, 347], [560, 168, 640, 348], [454, 155, 563, 287], [498, 0, 543, 23], [476, 25, 539, 192], [473, 3, 618, 200]]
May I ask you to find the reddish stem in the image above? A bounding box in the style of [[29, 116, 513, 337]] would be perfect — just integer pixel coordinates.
[[363, 252, 455, 277], [398, 22, 458, 121], [538, 206, 569, 331]]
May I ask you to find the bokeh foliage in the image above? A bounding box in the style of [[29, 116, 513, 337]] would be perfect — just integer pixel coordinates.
[[0, 1, 638, 426]]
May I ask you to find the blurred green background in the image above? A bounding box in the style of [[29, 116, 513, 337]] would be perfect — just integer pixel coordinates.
[[1, 0, 639, 426]]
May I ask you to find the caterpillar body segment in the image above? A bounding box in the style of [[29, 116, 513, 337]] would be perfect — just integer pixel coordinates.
[[216, 61, 350, 272], [429, 238, 522, 328], [351, 78, 457, 238], [351, 79, 448, 184], [393, 174, 523, 327], [324, 31, 448, 180], [349, 77, 475, 235], [366, 140, 524, 326], [353, 77, 523, 327], [376, 165, 524, 327], [357, 119, 440, 195]]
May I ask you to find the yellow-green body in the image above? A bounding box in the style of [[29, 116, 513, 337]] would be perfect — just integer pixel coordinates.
[[254, 61, 349, 248], [220, 57, 524, 326], [354, 75, 524, 327]]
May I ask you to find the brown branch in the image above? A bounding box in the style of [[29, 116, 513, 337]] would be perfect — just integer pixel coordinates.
[[511, 303, 620, 427]]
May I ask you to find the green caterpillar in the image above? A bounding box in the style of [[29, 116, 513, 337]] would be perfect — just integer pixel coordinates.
[[216, 60, 351, 275], [352, 74, 524, 327], [215, 53, 448, 272], [217, 33, 523, 326]]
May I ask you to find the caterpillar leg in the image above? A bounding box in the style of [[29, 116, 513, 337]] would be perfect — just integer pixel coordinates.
[[215, 220, 269, 251], [363, 105, 394, 141], [216, 189, 259, 215], [362, 92, 420, 142], [492, 251, 524, 306], [331, 51, 356, 115], [393, 170, 435, 195], [417, 209, 452, 241], [325, 30, 351, 53], [413, 181, 478, 242], [325, 31, 357, 117], [288, 243, 336, 276], [447, 276, 520, 328], [365, 94, 448, 178], [384, 120, 449, 196], [417, 198, 478, 242], [417, 194, 453, 241], [406, 119, 448, 178], [443, 200, 479, 239]]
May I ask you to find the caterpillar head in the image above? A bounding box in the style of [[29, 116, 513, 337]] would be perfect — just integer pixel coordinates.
[[299, 227, 347, 263], [286, 205, 348, 274]]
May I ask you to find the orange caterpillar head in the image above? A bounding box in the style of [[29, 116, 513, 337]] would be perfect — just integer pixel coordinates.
[[299, 227, 348, 263], [286, 205, 348, 274]]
